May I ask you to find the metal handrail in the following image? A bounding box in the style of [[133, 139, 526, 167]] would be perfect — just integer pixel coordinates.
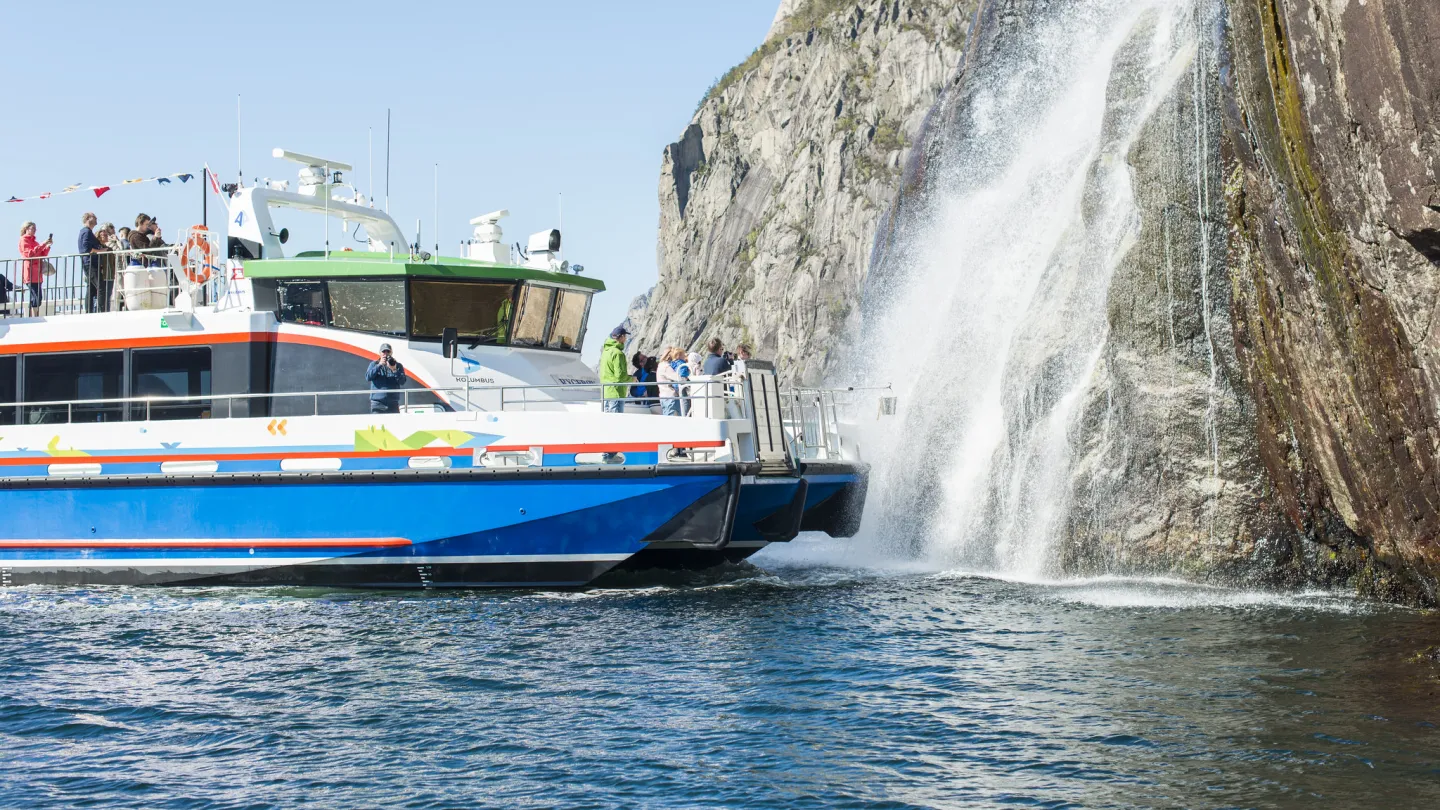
[[1, 239, 222, 317], [0, 378, 749, 424]]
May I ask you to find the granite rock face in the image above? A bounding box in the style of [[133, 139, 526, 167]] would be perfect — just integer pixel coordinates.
[[627, 0, 977, 385], [1224, 0, 1440, 603], [636, 0, 1440, 604]]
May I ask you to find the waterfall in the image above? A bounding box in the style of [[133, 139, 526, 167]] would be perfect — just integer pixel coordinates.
[[858, 0, 1210, 577]]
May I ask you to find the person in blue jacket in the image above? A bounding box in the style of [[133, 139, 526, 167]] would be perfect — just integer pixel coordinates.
[[365, 343, 406, 413]]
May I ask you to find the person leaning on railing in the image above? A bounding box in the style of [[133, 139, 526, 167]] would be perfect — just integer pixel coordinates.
[[18, 221, 52, 317]]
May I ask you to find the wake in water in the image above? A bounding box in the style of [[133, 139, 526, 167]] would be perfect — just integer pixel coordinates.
[[856, 0, 1214, 580]]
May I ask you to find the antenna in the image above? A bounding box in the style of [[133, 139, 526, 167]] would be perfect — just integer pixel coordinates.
[[368, 127, 374, 207], [558, 192, 564, 261], [434, 163, 439, 256], [236, 94, 242, 186], [324, 161, 330, 259], [385, 109, 391, 214]]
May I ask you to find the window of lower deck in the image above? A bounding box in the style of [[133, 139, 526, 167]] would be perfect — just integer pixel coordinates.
[[410, 280, 516, 344], [131, 348, 211, 420], [510, 285, 554, 347], [0, 356, 15, 425], [277, 281, 327, 326], [547, 290, 590, 352], [23, 351, 123, 423], [328, 280, 406, 336]]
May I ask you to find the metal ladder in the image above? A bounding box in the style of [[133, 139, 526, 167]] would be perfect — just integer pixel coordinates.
[[744, 361, 795, 476]]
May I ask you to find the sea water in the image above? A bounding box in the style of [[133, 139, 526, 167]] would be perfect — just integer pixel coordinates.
[[2, 537, 1437, 808]]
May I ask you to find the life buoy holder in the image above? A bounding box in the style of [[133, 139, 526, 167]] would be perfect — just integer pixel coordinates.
[[183, 227, 213, 285]]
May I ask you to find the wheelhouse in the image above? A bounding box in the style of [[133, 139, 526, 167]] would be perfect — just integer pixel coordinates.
[[244, 252, 604, 353]]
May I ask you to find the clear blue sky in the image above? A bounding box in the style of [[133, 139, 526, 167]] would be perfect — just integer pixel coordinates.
[[0, 0, 777, 362]]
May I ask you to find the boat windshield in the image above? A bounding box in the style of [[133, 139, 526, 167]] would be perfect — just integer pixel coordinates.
[[510, 285, 554, 347], [410, 280, 515, 344], [548, 290, 588, 351], [329, 280, 406, 337]]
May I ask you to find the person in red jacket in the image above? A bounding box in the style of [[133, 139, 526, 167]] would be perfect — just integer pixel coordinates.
[[18, 221, 52, 317]]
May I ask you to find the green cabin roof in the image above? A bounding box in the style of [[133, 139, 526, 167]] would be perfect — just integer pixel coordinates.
[[242, 251, 606, 291]]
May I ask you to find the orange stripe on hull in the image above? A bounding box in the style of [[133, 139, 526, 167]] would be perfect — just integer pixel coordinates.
[[0, 538, 413, 549], [0, 330, 435, 388], [485, 441, 727, 454], [0, 448, 473, 467]]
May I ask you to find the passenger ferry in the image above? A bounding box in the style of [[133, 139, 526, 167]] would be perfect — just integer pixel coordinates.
[[0, 149, 870, 588]]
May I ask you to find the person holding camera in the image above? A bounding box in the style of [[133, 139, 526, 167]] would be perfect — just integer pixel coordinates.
[[701, 337, 733, 376], [365, 343, 407, 414], [18, 222, 53, 317]]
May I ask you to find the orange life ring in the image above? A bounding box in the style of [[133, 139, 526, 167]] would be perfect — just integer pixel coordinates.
[[183, 227, 213, 285]]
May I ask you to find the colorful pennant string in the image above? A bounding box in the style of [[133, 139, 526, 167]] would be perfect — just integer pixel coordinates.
[[7, 172, 198, 204]]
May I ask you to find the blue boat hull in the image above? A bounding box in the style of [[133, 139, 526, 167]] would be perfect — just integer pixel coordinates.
[[0, 467, 740, 588], [614, 462, 869, 574]]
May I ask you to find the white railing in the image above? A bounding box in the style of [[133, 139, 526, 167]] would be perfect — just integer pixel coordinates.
[[1, 230, 224, 317], [0, 380, 751, 425], [784, 386, 892, 461]]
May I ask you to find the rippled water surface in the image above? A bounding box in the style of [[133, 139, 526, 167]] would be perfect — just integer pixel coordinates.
[[3, 539, 1439, 809]]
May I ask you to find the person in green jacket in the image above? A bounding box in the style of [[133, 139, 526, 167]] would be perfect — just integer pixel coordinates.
[[600, 325, 634, 413]]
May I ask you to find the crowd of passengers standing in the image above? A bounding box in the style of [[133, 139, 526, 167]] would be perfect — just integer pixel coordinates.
[[599, 324, 752, 416], [13, 211, 171, 316]]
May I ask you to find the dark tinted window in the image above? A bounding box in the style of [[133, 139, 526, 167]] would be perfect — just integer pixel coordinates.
[[328, 280, 406, 336], [0, 356, 15, 425], [23, 351, 123, 423], [131, 348, 211, 421], [277, 281, 327, 325], [410, 280, 515, 343]]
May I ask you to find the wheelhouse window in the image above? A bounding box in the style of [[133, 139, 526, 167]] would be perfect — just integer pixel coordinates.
[[277, 281, 327, 326], [328, 280, 405, 336], [510, 285, 554, 347], [23, 351, 123, 423], [547, 290, 590, 352], [131, 348, 211, 421], [409, 280, 516, 344]]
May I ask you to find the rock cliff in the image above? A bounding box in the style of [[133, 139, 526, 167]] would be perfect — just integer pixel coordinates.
[[627, 0, 977, 384], [635, 0, 1440, 604], [1224, 0, 1440, 603]]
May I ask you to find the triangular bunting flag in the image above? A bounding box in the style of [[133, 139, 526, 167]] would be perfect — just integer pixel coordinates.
[[92, 186, 110, 198], [122, 178, 144, 185], [176, 174, 193, 183], [38, 193, 51, 200], [61, 184, 82, 194], [5, 197, 22, 203], [157, 177, 172, 185]]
